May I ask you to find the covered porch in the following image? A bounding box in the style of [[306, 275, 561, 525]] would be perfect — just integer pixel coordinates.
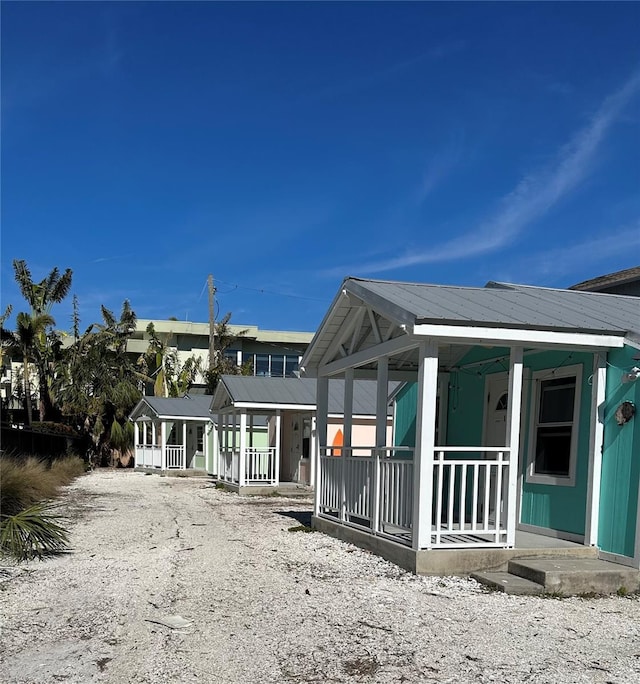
[[129, 395, 215, 472], [212, 376, 317, 494], [301, 278, 627, 573]]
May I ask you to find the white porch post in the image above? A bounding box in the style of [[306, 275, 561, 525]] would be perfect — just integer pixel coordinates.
[[160, 421, 167, 470], [505, 346, 524, 548], [217, 412, 223, 478], [585, 352, 607, 546], [412, 340, 438, 551], [182, 421, 187, 469], [372, 356, 389, 534], [314, 376, 329, 518], [274, 409, 281, 485], [341, 368, 354, 522], [310, 415, 317, 488], [239, 411, 247, 487], [133, 422, 140, 466]]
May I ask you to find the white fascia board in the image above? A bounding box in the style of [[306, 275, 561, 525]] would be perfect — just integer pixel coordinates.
[[226, 402, 317, 412], [153, 414, 214, 421], [412, 323, 625, 349]]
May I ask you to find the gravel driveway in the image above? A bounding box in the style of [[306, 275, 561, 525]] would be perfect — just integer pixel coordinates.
[[1, 470, 639, 683]]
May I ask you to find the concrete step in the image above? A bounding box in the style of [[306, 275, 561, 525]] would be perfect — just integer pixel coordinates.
[[508, 557, 640, 596], [471, 571, 545, 595]]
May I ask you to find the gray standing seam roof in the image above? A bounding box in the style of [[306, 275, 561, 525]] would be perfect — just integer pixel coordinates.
[[347, 278, 640, 334], [216, 376, 397, 416], [137, 394, 213, 419]]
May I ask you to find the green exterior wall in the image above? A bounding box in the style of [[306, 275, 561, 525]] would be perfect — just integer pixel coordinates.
[[598, 345, 640, 559], [394, 382, 417, 448], [518, 351, 593, 536], [394, 346, 596, 537]]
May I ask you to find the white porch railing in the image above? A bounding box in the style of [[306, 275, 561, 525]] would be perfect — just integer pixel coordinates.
[[219, 450, 240, 484], [135, 445, 162, 468], [318, 446, 511, 549], [245, 447, 277, 483], [218, 448, 278, 486], [166, 445, 185, 469]]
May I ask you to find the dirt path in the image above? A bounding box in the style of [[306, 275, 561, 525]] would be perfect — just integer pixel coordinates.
[[1, 471, 639, 683]]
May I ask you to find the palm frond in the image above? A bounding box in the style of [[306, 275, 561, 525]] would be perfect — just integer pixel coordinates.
[[0, 503, 69, 561]]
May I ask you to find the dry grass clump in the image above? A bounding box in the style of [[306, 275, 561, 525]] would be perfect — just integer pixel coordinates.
[[0, 455, 86, 560], [1, 457, 59, 517], [49, 456, 86, 486], [1, 455, 86, 516]]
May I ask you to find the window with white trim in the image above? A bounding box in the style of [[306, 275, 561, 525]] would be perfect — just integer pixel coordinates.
[[526, 364, 582, 486], [196, 425, 204, 452]]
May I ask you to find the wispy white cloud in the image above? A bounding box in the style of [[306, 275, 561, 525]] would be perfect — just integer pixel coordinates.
[[497, 221, 640, 284], [329, 69, 640, 277], [417, 132, 465, 203]]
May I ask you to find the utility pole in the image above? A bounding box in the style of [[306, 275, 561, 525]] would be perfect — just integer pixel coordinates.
[[208, 274, 216, 371]]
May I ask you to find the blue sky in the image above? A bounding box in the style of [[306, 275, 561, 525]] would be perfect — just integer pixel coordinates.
[[2, 1, 639, 334]]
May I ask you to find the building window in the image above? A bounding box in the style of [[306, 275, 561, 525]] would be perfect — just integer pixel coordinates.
[[255, 354, 270, 376], [196, 425, 204, 452], [285, 356, 299, 377], [526, 365, 582, 487]]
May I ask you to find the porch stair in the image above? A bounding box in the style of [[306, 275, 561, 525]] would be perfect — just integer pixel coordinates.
[[472, 557, 640, 596]]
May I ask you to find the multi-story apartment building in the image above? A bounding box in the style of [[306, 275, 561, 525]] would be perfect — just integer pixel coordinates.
[[127, 319, 315, 389]]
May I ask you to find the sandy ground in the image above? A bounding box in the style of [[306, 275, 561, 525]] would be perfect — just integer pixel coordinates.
[[0, 471, 639, 684]]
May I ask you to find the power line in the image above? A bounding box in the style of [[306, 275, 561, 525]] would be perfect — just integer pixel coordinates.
[[213, 278, 326, 303]]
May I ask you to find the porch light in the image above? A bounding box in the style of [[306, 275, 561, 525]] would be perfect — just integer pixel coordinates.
[[621, 367, 640, 384]]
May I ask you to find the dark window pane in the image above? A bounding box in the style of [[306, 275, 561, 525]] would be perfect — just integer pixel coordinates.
[[255, 354, 269, 376], [495, 393, 508, 411], [535, 426, 572, 476], [285, 357, 299, 377], [539, 378, 575, 423], [270, 355, 284, 377]]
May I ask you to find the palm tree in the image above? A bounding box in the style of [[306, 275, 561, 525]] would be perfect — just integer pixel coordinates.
[[138, 322, 203, 397], [11, 260, 73, 421], [12, 260, 72, 317], [7, 312, 54, 426], [59, 301, 142, 466]]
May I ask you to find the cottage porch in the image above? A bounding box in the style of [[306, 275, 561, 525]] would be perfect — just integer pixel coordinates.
[[301, 279, 628, 573], [133, 417, 212, 471]]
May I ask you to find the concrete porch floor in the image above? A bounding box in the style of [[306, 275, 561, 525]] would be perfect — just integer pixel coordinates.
[[312, 515, 602, 576], [216, 480, 314, 497]]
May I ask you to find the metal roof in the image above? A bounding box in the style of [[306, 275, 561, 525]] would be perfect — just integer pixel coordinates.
[[348, 278, 639, 333], [213, 376, 397, 415], [301, 277, 640, 373], [130, 394, 213, 420]]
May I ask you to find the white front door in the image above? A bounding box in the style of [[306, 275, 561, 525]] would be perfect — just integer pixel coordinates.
[[483, 374, 510, 518], [485, 374, 509, 448]]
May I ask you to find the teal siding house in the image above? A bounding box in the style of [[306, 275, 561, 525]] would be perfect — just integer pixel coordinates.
[[301, 278, 640, 573]]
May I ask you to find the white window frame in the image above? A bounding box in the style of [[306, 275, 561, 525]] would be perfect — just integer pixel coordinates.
[[526, 363, 582, 487], [196, 425, 205, 453]]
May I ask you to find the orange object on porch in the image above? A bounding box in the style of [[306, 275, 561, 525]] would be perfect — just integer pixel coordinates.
[[332, 429, 343, 457]]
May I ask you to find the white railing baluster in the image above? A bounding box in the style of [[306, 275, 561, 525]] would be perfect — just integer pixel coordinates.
[[435, 452, 444, 545], [459, 464, 467, 532], [495, 452, 503, 544]]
